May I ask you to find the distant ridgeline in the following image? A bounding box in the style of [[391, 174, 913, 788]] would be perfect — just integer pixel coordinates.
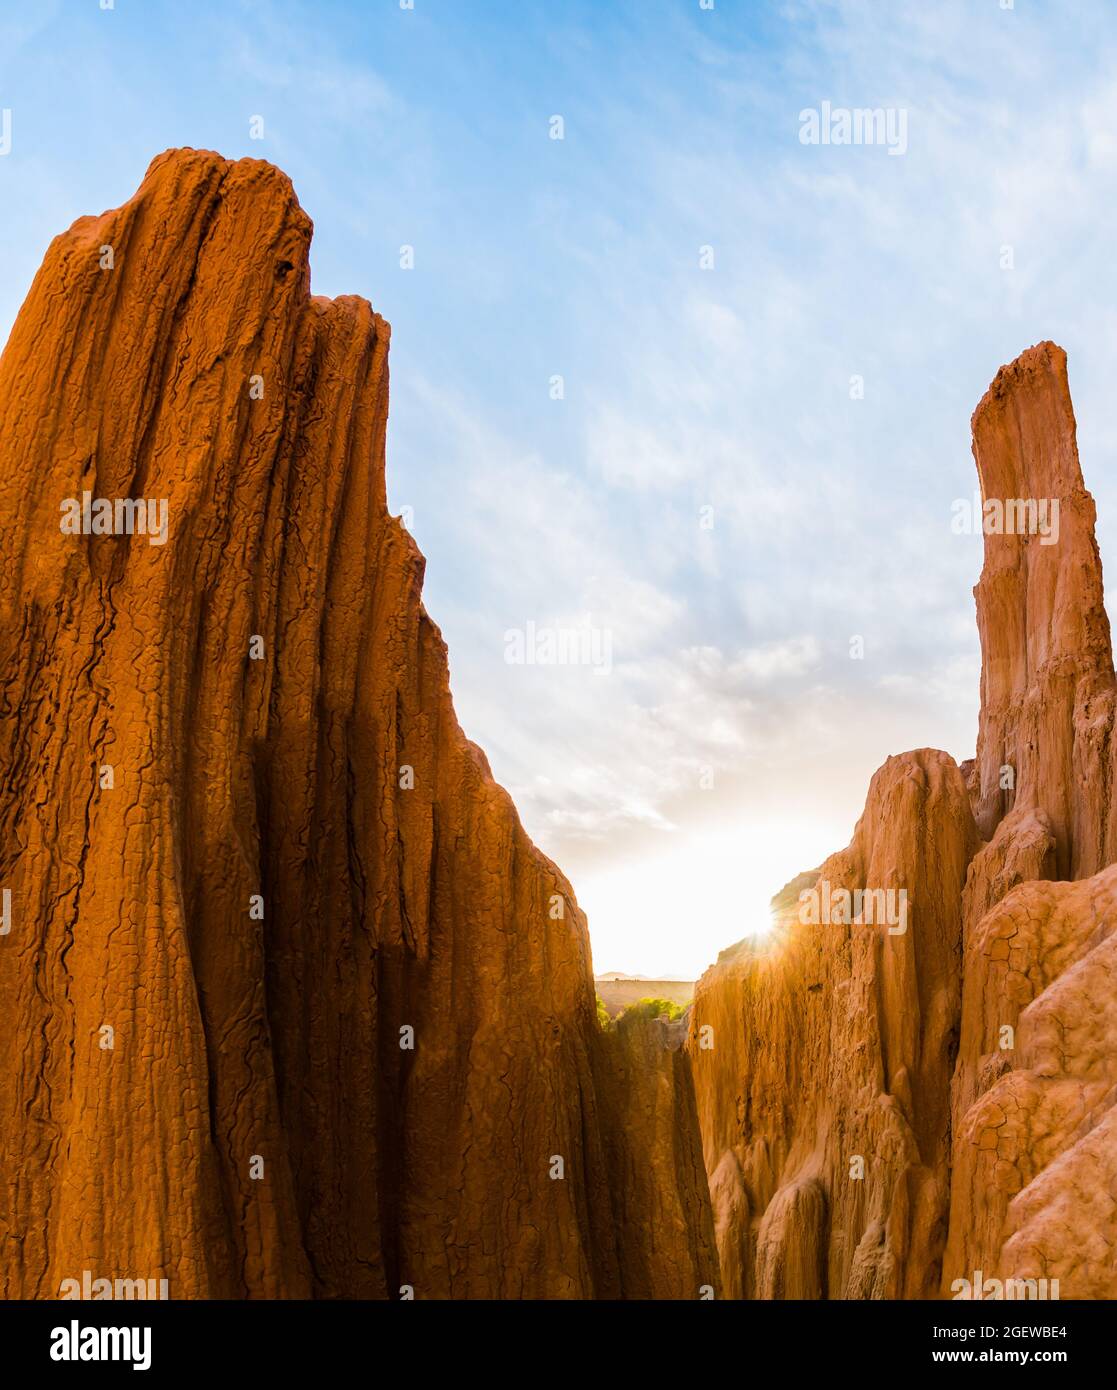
[[595, 977, 695, 1019]]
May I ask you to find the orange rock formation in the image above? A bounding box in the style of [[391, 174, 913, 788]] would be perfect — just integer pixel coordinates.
[[595, 1011, 720, 1298], [689, 341, 1117, 1301], [688, 755, 977, 1298], [0, 150, 1110, 1303], [0, 150, 715, 1300], [944, 344, 1117, 1300]]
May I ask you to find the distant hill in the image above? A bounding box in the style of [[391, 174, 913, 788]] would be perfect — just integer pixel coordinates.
[[594, 977, 695, 1019]]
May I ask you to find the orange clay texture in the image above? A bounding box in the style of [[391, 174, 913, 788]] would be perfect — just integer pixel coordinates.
[[688, 342, 1117, 1300], [0, 150, 718, 1300], [1, 152, 1113, 1302]]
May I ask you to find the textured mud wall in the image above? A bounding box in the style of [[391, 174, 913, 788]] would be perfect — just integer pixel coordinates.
[[968, 342, 1116, 876], [2, 153, 1110, 1304], [688, 754, 977, 1299], [595, 1012, 720, 1299], [943, 345, 1117, 1299], [690, 342, 1117, 1301], [0, 150, 715, 1300]]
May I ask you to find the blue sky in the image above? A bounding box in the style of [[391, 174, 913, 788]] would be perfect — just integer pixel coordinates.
[[3, 0, 1117, 976]]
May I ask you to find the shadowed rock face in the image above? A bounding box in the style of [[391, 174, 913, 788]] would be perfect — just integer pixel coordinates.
[[595, 1011, 721, 1299], [688, 752, 978, 1299], [0, 149, 716, 1300], [690, 341, 1117, 1301]]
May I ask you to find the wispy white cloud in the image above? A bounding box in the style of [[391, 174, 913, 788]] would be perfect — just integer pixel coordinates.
[[3, 0, 1114, 976]]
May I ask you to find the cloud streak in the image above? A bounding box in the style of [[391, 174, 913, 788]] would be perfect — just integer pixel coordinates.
[[3, 0, 1116, 975]]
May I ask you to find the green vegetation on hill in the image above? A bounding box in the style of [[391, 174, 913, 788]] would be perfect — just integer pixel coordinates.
[[621, 996, 688, 1023]]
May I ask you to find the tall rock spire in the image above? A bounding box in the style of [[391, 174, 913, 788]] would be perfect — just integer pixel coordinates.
[[970, 341, 1115, 876], [690, 341, 1117, 1302], [0, 149, 718, 1300]]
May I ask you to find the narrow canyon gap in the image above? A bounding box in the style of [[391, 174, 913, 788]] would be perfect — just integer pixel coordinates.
[[0, 154, 1113, 1301]]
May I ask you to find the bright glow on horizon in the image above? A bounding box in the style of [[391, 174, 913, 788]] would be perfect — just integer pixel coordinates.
[[4, 0, 1114, 992], [578, 813, 839, 981], [741, 912, 779, 942]]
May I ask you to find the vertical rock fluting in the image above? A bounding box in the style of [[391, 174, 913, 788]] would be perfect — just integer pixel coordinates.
[[688, 753, 978, 1299], [2, 155, 1111, 1305], [689, 341, 1117, 1300], [942, 344, 1117, 1299], [0, 149, 716, 1300], [594, 1012, 721, 1299], [969, 342, 1116, 877]]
